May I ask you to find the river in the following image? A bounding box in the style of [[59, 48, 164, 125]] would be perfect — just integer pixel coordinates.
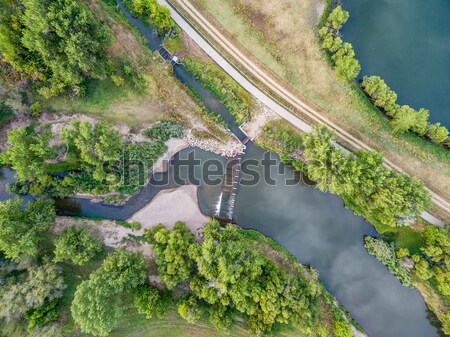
[[340, 0, 450, 128], [0, 1, 441, 335]]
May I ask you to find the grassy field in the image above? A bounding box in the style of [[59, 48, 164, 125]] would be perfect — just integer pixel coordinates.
[[186, 0, 450, 207]]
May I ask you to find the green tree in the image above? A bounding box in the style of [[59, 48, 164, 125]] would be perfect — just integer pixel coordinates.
[[389, 105, 423, 134], [1, 126, 52, 181], [0, 198, 55, 260], [53, 227, 102, 265], [145, 222, 195, 289], [21, 0, 112, 97], [412, 255, 433, 280], [134, 284, 172, 319], [426, 123, 449, 144], [361, 76, 398, 112], [364, 236, 412, 286], [61, 121, 122, 181], [71, 276, 120, 337], [410, 108, 429, 136], [0, 262, 66, 321], [327, 6, 349, 31], [188, 220, 320, 335], [177, 295, 203, 324], [319, 27, 343, 53], [332, 43, 361, 81], [71, 251, 147, 336], [332, 319, 352, 337]]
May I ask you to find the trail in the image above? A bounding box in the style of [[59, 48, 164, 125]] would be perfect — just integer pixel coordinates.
[[158, 0, 448, 225]]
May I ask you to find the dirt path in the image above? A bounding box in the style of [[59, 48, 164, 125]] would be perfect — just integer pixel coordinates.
[[158, 0, 450, 221]]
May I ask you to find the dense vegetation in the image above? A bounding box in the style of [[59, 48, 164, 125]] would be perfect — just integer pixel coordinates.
[[0, 120, 169, 200], [362, 76, 449, 144], [140, 220, 350, 336], [0, 198, 354, 337], [320, 6, 449, 145], [127, 0, 175, 32], [319, 7, 360, 82], [183, 57, 253, 124], [363, 225, 450, 335], [259, 122, 431, 231], [0, 0, 112, 98]]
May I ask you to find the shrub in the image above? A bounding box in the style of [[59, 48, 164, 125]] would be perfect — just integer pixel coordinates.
[[426, 123, 449, 144], [143, 122, 184, 142], [134, 284, 172, 319], [24, 299, 59, 332], [364, 236, 412, 286], [130, 221, 142, 231], [53, 227, 102, 266], [361, 76, 398, 112], [332, 319, 352, 337], [30, 102, 42, 117]]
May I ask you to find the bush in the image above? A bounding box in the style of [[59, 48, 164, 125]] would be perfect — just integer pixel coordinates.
[[177, 295, 203, 324], [361, 76, 397, 112], [134, 284, 172, 319], [364, 236, 412, 286], [143, 122, 184, 142], [426, 123, 449, 144], [130, 221, 142, 231], [25, 299, 59, 332], [53, 227, 102, 266], [30, 102, 42, 117], [332, 319, 352, 337]]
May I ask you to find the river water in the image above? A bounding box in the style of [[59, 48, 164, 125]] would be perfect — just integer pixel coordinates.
[[0, 1, 441, 335], [341, 0, 450, 128]]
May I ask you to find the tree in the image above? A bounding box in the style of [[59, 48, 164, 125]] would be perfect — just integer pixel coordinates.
[[71, 276, 120, 337], [390, 105, 419, 134], [0, 126, 52, 181], [410, 108, 429, 136], [412, 255, 433, 280], [319, 27, 343, 53], [188, 220, 320, 335], [361, 76, 398, 112], [20, 0, 112, 97], [327, 6, 349, 31], [332, 319, 352, 337], [131, 0, 175, 31], [134, 284, 172, 319], [0, 198, 55, 260], [332, 43, 361, 81], [364, 236, 412, 286], [53, 227, 102, 265], [0, 262, 66, 321], [145, 222, 195, 289], [177, 295, 203, 324], [61, 121, 122, 181], [426, 123, 449, 144], [71, 251, 147, 336]]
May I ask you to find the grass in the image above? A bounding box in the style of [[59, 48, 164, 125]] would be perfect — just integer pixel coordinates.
[[188, 0, 450, 206], [41, 0, 208, 130]]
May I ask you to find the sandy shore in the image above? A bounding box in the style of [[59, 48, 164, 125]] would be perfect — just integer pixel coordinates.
[[129, 185, 209, 238]]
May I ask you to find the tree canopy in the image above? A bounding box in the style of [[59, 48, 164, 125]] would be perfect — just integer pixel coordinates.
[[145, 221, 195, 289], [71, 250, 147, 336], [53, 227, 102, 266], [0, 126, 52, 181], [0, 198, 55, 260], [61, 121, 122, 181]]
